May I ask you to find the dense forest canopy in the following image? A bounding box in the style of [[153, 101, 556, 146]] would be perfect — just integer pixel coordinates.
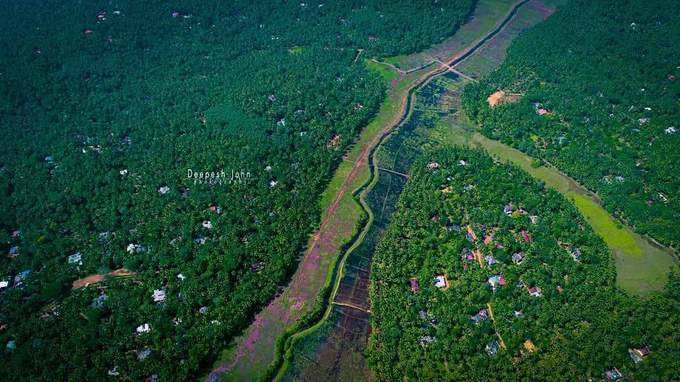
[[0, 0, 475, 379], [368, 147, 679, 381], [462, 0, 680, 247]]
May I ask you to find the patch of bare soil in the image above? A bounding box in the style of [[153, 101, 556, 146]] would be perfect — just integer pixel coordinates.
[[72, 268, 135, 289], [487, 90, 522, 107]]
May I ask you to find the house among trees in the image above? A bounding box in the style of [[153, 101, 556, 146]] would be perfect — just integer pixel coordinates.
[[470, 309, 489, 324], [434, 275, 449, 290], [486, 340, 500, 356], [528, 286, 542, 297], [461, 248, 475, 262], [512, 252, 525, 264], [523, 339, 537, 353], [410, 277, 420, 293], [628, 346, 651, 363], [487, 275, 506, 291], [445, 219, 461, 232], [520, 230, 531, 242], [503, 203, 514, 215], [466, 226, 478, 242], [420, 335, 436, 345], [91, 294, 107, 309], [427, 162, 440, 170], [152, 289, 166, 303], [67, 252, 82, 265], [604, 368, 623, 381], [136, 323, 151, 334], [485, 255, 498, 267], [571, 248, 582, 262]]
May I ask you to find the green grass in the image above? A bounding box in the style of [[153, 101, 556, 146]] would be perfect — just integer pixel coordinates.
[[364, 59, 399, 82]]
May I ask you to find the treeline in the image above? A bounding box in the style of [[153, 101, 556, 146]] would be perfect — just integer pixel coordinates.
[[368, 147, 679, 381], [461, 0, 680, 247], [0, 0, 474, 380]]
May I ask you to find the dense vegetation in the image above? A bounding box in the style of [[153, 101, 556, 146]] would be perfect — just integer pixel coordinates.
[[0, 0, 476, 379], [462, 0, 680, 247], [368, 147, 679, 381]]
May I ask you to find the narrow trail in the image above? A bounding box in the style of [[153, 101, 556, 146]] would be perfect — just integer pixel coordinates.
[[272, 1, 533, 380]]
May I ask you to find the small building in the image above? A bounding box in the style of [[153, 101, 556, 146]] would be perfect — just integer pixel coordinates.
[[571, 248, 582, 262], [556, 285, 564, 294], [137, 348, 151, 361], [410, 277, 420, 293], [604, 368, 623, 380], [514, 310, 524, 318], [520, 230, 532, 243], [177, 273, 186, 281], [14, 270, 31, 286], [629, 346, 651, 363], [152, 289, 166, 303], [420, 335, 436, 345], [487, 275, 506, 291], [194, 236, 207, 245], [529, 215, 538, 225], [91, 294, 108, 309], [486, 340, 500, 356], [68, 252, 82, 265], [127, 243, 147, 254], [503, 203, 514, 215], [523, 339, 537, 353], [136, 323, 151, 334], [445, 220, 461, 232], [466, 226, 478, 242], [0, 280, 8, 289], [512, 252, 525, 265], [251, 262, 265, 273], [485, 255, 497, 267], [202, 220, 213, 229], [427, 162, 440, 170], [158, 186, 170, 195], [470, 309, 489, 324], [434, 275, 449, 290], [461, 248, 475, 262], [528, 286, 542, 297]]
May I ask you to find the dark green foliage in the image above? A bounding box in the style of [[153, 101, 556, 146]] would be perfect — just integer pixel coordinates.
[[0, 0, 475, 380], [462, 0, 680, 247], [368, 147, 679, 381]]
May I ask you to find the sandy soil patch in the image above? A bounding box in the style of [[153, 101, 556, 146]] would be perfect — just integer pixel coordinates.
[[487, 90, 522, 107]]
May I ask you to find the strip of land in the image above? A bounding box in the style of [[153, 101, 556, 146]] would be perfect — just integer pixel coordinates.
[[273, 1, 544, 380]]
